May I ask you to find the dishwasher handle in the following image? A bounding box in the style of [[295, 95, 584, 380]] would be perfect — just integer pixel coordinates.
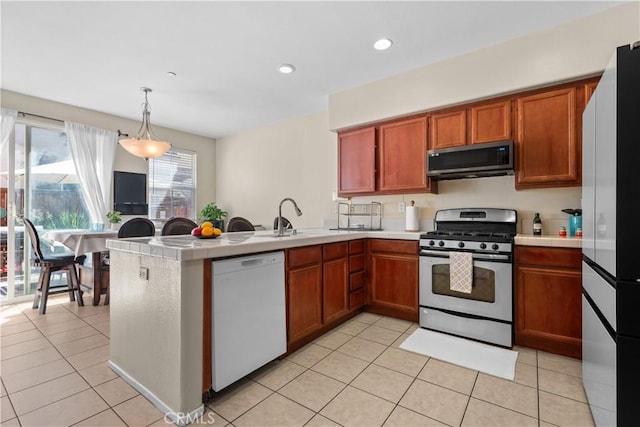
[[241, 258, 265, 268]]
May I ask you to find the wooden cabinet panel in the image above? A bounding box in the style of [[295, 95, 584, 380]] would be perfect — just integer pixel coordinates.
[[470, 100, 511, 144], [350, 288, 365, 310], [516, 246, 582, 269], [349, 254, 365, 273], [368, 239, 418, 322], [349, 239, 365, 255], [288, 264, 323, 343], [515, 246, 582, 358], [515, 87, 579, 189], [378, 117, 430, 192], [338, 127, 376, 195], [369, 239, 418, 255], [349, 270, 365, 291], [288, 245, 322, 269], [430, 110, 467, 149], [323, 242, 348, 261], [585, 81, 598, 105], [323, 258, 349, 324]]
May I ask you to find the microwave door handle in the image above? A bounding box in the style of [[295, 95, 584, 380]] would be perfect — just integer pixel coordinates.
[[419, 249, 510, 262]]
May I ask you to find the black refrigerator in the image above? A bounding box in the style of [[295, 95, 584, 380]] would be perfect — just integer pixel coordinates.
[[582, 42, 640, 426]]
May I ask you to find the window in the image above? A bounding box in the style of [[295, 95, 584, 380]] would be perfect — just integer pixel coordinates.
[[2, 120, 90, 301], [148, 148, 196, 222]]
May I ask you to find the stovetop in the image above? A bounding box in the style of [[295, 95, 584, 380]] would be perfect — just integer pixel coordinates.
[[419, 208, 517, 254], [421, 230, 513, 243]]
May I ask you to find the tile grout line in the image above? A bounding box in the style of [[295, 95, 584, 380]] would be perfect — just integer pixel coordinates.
[[10, 297, 120, 425]]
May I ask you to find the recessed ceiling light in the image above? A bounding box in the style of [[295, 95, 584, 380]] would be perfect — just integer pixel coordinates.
[[278, 64, 296, 74], [373, 38, 393, 50], [167, 71, 177, 77]]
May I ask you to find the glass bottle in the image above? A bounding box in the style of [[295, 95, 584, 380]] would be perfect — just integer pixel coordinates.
[[533, 213, 542, 236]]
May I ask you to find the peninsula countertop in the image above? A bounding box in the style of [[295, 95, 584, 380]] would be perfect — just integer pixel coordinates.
[[106, 228, 423, 261]]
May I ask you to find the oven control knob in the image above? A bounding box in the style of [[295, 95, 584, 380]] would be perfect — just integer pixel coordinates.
[[480, 243, 487, 250], [492, 243, 499, 251], [438, 241, 445, 247], [429, 240, 435, 246], [458, 242, 465, 248]]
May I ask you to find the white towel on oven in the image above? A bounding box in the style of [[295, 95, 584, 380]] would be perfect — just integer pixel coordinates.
[[450, 251, 473, 293]]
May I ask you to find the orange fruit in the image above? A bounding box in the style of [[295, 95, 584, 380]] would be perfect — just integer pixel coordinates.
[[201, 227, 214, 237], [212, 228, 221, 236], [201, 221, 213, 228]]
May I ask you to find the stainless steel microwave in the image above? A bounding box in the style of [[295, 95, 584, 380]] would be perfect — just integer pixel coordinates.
[[427, 140, 514, 180]]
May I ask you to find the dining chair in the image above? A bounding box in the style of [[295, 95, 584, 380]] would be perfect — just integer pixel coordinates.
[[118, 218, 156, 238], [23, 218, 86, 314], [161, 217, 198, 236], [226, 217, 255, 232]]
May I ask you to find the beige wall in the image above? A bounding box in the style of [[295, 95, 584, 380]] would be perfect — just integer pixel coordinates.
[[329, 3, 639, 131], [1, 90, 216, 216], [216, 4, 639, 234], [216, 111, 335, 229]]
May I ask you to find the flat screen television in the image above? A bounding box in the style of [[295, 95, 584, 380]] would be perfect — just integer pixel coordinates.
[[113, 171, 148, 215]]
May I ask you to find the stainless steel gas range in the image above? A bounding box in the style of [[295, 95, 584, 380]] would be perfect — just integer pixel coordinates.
[[418, 208, 517, 347]]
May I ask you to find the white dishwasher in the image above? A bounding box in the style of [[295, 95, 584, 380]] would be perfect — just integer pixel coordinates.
[[211, 251, 286, 391]]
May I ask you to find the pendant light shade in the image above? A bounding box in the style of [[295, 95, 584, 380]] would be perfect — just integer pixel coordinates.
[[119, 87, 171, 159]]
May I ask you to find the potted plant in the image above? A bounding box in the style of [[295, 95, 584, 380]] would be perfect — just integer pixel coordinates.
[[199, 202, 227, 231], [106, 211, 122, 230]]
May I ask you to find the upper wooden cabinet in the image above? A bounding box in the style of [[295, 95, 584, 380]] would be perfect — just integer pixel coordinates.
[[338, 117, 436, 197], [338, 76, 598, 193], [379, 117, 430, 193], [515, 87, 579, 189], [338, 126, 376, 195], [470, 100, 511, 144], [430, 110, 466, 149], [430, 100, 511, 150], [585, 81, 598, 105]]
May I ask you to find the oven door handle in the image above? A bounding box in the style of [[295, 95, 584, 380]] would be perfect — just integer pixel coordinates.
[[419, 249, 510, 261]]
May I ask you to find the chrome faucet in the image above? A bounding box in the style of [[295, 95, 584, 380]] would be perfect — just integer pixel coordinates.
[[276, 198, 303, 236]]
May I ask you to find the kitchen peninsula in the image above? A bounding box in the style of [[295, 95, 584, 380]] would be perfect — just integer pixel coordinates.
[[105, 228, 420, 425]]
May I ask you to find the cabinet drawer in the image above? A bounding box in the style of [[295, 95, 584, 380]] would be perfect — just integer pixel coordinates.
[[349, 254, 365, 273], [349, 239, 365, 255], [323, 242, 348, 261], [287, 246, 322, 269], [369, 239, 418, 255], [516, 246, 581, 269], [350, 289, 365, 310], [350, 271, 365, 291]]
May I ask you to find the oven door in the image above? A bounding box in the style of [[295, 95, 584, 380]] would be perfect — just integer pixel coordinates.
[[419, 250, 512, 322]]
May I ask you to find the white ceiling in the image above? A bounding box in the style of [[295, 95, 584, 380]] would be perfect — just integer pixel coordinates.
[[1, 1, 625, 139]]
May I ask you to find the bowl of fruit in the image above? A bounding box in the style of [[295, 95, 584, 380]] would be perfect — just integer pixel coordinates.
[[191, 222, 222, 239]]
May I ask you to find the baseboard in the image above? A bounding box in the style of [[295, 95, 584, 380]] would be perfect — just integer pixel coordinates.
[[108, 360, 204, 426]]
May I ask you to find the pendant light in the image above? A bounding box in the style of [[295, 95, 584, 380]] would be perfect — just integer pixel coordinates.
[[118, 87, 171, 159]]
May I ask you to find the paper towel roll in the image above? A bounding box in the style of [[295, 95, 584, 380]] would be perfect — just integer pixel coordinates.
[[405, 206, 419, 231]]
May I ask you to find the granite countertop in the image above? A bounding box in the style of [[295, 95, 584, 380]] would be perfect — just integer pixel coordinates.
[[106, 228, 422, 261], [515, 234, 582, 249]]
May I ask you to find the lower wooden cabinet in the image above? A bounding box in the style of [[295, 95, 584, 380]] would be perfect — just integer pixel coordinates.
[[368, 239, 419, 322], [287, 242, 353, 348], [287, 255, 323, 344], [286, 246, 322, 342], [323, 242, 349, 324], [515, 246, 582, 358]]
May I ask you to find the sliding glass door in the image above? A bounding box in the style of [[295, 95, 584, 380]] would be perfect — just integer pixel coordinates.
[[1, 120, 89, 304]]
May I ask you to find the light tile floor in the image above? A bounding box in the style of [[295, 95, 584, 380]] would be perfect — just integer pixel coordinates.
[[0, 296, 595, 426]]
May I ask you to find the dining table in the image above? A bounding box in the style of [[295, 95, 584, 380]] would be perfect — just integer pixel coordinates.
[[43, 229, 117, 305]]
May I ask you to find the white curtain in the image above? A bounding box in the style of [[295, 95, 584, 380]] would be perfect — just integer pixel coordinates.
[[1, 108, 18, 155], [65, 122, 117, 224]]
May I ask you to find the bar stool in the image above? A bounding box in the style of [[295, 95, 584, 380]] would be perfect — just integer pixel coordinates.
[[23, 218, 85, 314]]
